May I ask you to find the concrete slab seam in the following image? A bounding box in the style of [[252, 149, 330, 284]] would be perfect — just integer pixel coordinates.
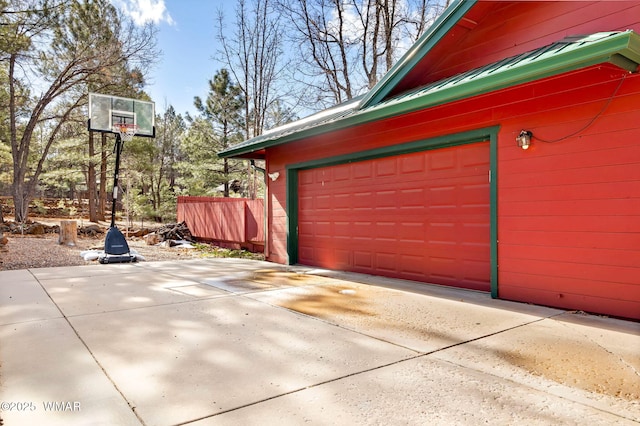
[[170, 349, 429, 426], [185, 313, 627, 425], [170, 302, 574, 425], [27, 269, 147, 426]]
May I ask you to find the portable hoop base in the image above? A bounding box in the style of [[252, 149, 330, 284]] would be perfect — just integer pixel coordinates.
[[98, 253, 137, 264], [87, 93, 155, 266], [102, 131, 136, 264]]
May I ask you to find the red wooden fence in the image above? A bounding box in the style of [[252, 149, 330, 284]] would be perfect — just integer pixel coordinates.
[[177, 196, 264, 252]]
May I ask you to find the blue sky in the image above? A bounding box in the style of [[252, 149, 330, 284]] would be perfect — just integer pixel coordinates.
[[113, 0, 232, 117]]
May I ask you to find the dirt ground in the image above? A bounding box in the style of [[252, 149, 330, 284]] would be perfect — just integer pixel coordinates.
[[0, 217, 261, 271], [0, 233, 205, 271]]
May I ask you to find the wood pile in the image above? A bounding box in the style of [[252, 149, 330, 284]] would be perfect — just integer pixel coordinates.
[[155, 221, 193, 242]]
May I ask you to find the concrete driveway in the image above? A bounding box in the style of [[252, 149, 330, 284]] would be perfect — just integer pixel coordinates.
[[1, 258, 638, 425]]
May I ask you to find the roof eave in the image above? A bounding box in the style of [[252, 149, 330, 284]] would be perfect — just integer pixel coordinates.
[[359, 0, 477, 109], [219, 31, 640, 159]]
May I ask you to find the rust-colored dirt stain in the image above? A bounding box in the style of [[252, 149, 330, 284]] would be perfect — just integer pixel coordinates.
[[278, 285, 376, 318], [250, 269, 330, 287], [250, 271, 640, 401], [251, 270, 375, 318], [495, 337, 640, 400]]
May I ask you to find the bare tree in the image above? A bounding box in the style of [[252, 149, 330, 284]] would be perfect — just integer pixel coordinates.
[[278, 0, 448, 107], [277, 0, 356, 105], [216, 0, 286, 139], [2, 0, 158, 222]]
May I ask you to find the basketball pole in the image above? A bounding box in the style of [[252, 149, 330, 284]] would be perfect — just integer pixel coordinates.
[[110, 132, 124, 229], [101, 130, 135, 263]]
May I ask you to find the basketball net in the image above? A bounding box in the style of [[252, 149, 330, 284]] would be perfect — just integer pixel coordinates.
[[113, 123, 137, 142]]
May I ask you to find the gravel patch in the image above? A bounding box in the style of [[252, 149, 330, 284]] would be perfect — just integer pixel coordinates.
[[0, 234, 202, 271]]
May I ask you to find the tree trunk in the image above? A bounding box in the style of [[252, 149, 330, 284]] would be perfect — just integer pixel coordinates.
[[58, 220, 78, 246], [12, 180, 31, 223], [223, 158, 230, 197]]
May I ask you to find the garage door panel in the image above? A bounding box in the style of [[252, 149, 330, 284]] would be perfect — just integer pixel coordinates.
[[461, 142, 491, 163], [429, 149, 456, 170], [376, 157, 398, 176], [353, 162, 373, 179], [400, 254, 427, 275], [298, 142, 490, 290], [376, 253, 399, 274], [375, 222, 397, 240], [354, 251, 373, 269], [429, 256, 457, 277], [333, 249, 351, 269], [332, 165, 350, 181], [298, 246, 314, 261], [399, 188, 425, 208], [463, 223, 491, 243], [298, 220, 314, 238], [464, 259, 492, 280], [400, 155, 425, 173], [299, 171, 314, 185]]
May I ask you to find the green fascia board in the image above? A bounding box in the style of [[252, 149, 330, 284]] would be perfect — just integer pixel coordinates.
[[367, 31, 640, 117], [219, 30, 640, 159], [360, 0, 477, 109]]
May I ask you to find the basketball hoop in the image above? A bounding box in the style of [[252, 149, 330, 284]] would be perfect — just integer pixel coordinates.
[[113, 123, 138, 142]]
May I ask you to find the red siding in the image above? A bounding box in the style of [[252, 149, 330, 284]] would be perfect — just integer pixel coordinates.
[[266, 64, 640, 319], [497, 76, 640, 320], [265, 153, 288, 263], [391, 1, 640, 96], [297, 143, 491, 291], [259, 2, 640, 319]]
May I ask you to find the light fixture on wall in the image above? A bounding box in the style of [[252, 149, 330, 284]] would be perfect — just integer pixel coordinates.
[[516, 130, 533, 150], [268, 171, 280, 181]]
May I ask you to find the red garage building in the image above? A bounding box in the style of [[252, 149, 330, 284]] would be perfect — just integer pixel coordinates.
[[220, 0, 640, 320]]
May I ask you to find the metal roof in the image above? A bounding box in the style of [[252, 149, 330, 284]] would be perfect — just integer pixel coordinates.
[[219, 30, 640, 159], [359, 0, 477, 109]]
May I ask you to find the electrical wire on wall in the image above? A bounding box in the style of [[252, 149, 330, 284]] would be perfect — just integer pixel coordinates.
[[533, 73, 629, 144]]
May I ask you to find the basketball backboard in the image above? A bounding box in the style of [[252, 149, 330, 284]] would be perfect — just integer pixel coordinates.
[[88, 92, 155, 137]]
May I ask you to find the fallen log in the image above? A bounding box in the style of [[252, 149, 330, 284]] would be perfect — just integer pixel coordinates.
[[79, 224, 104, 236]]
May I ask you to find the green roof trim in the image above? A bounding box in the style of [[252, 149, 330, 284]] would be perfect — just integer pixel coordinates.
[[360, 0, 477, 109], [219, 30, 640, 159], [366, 30, 640, 116]]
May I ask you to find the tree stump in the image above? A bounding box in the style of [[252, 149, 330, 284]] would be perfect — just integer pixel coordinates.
[[58, 220, 78, 246]]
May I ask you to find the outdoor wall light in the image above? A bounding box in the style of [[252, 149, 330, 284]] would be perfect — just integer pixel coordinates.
[[516, 130, 533, 150], [268, 171, 280, 181]]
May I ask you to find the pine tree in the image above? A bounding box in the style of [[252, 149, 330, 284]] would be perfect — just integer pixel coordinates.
[[191, 69, 245, 197], [2, 0, 158, 222]]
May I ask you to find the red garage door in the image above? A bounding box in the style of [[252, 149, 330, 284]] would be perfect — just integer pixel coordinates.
[[298, 142, 491, 291]]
